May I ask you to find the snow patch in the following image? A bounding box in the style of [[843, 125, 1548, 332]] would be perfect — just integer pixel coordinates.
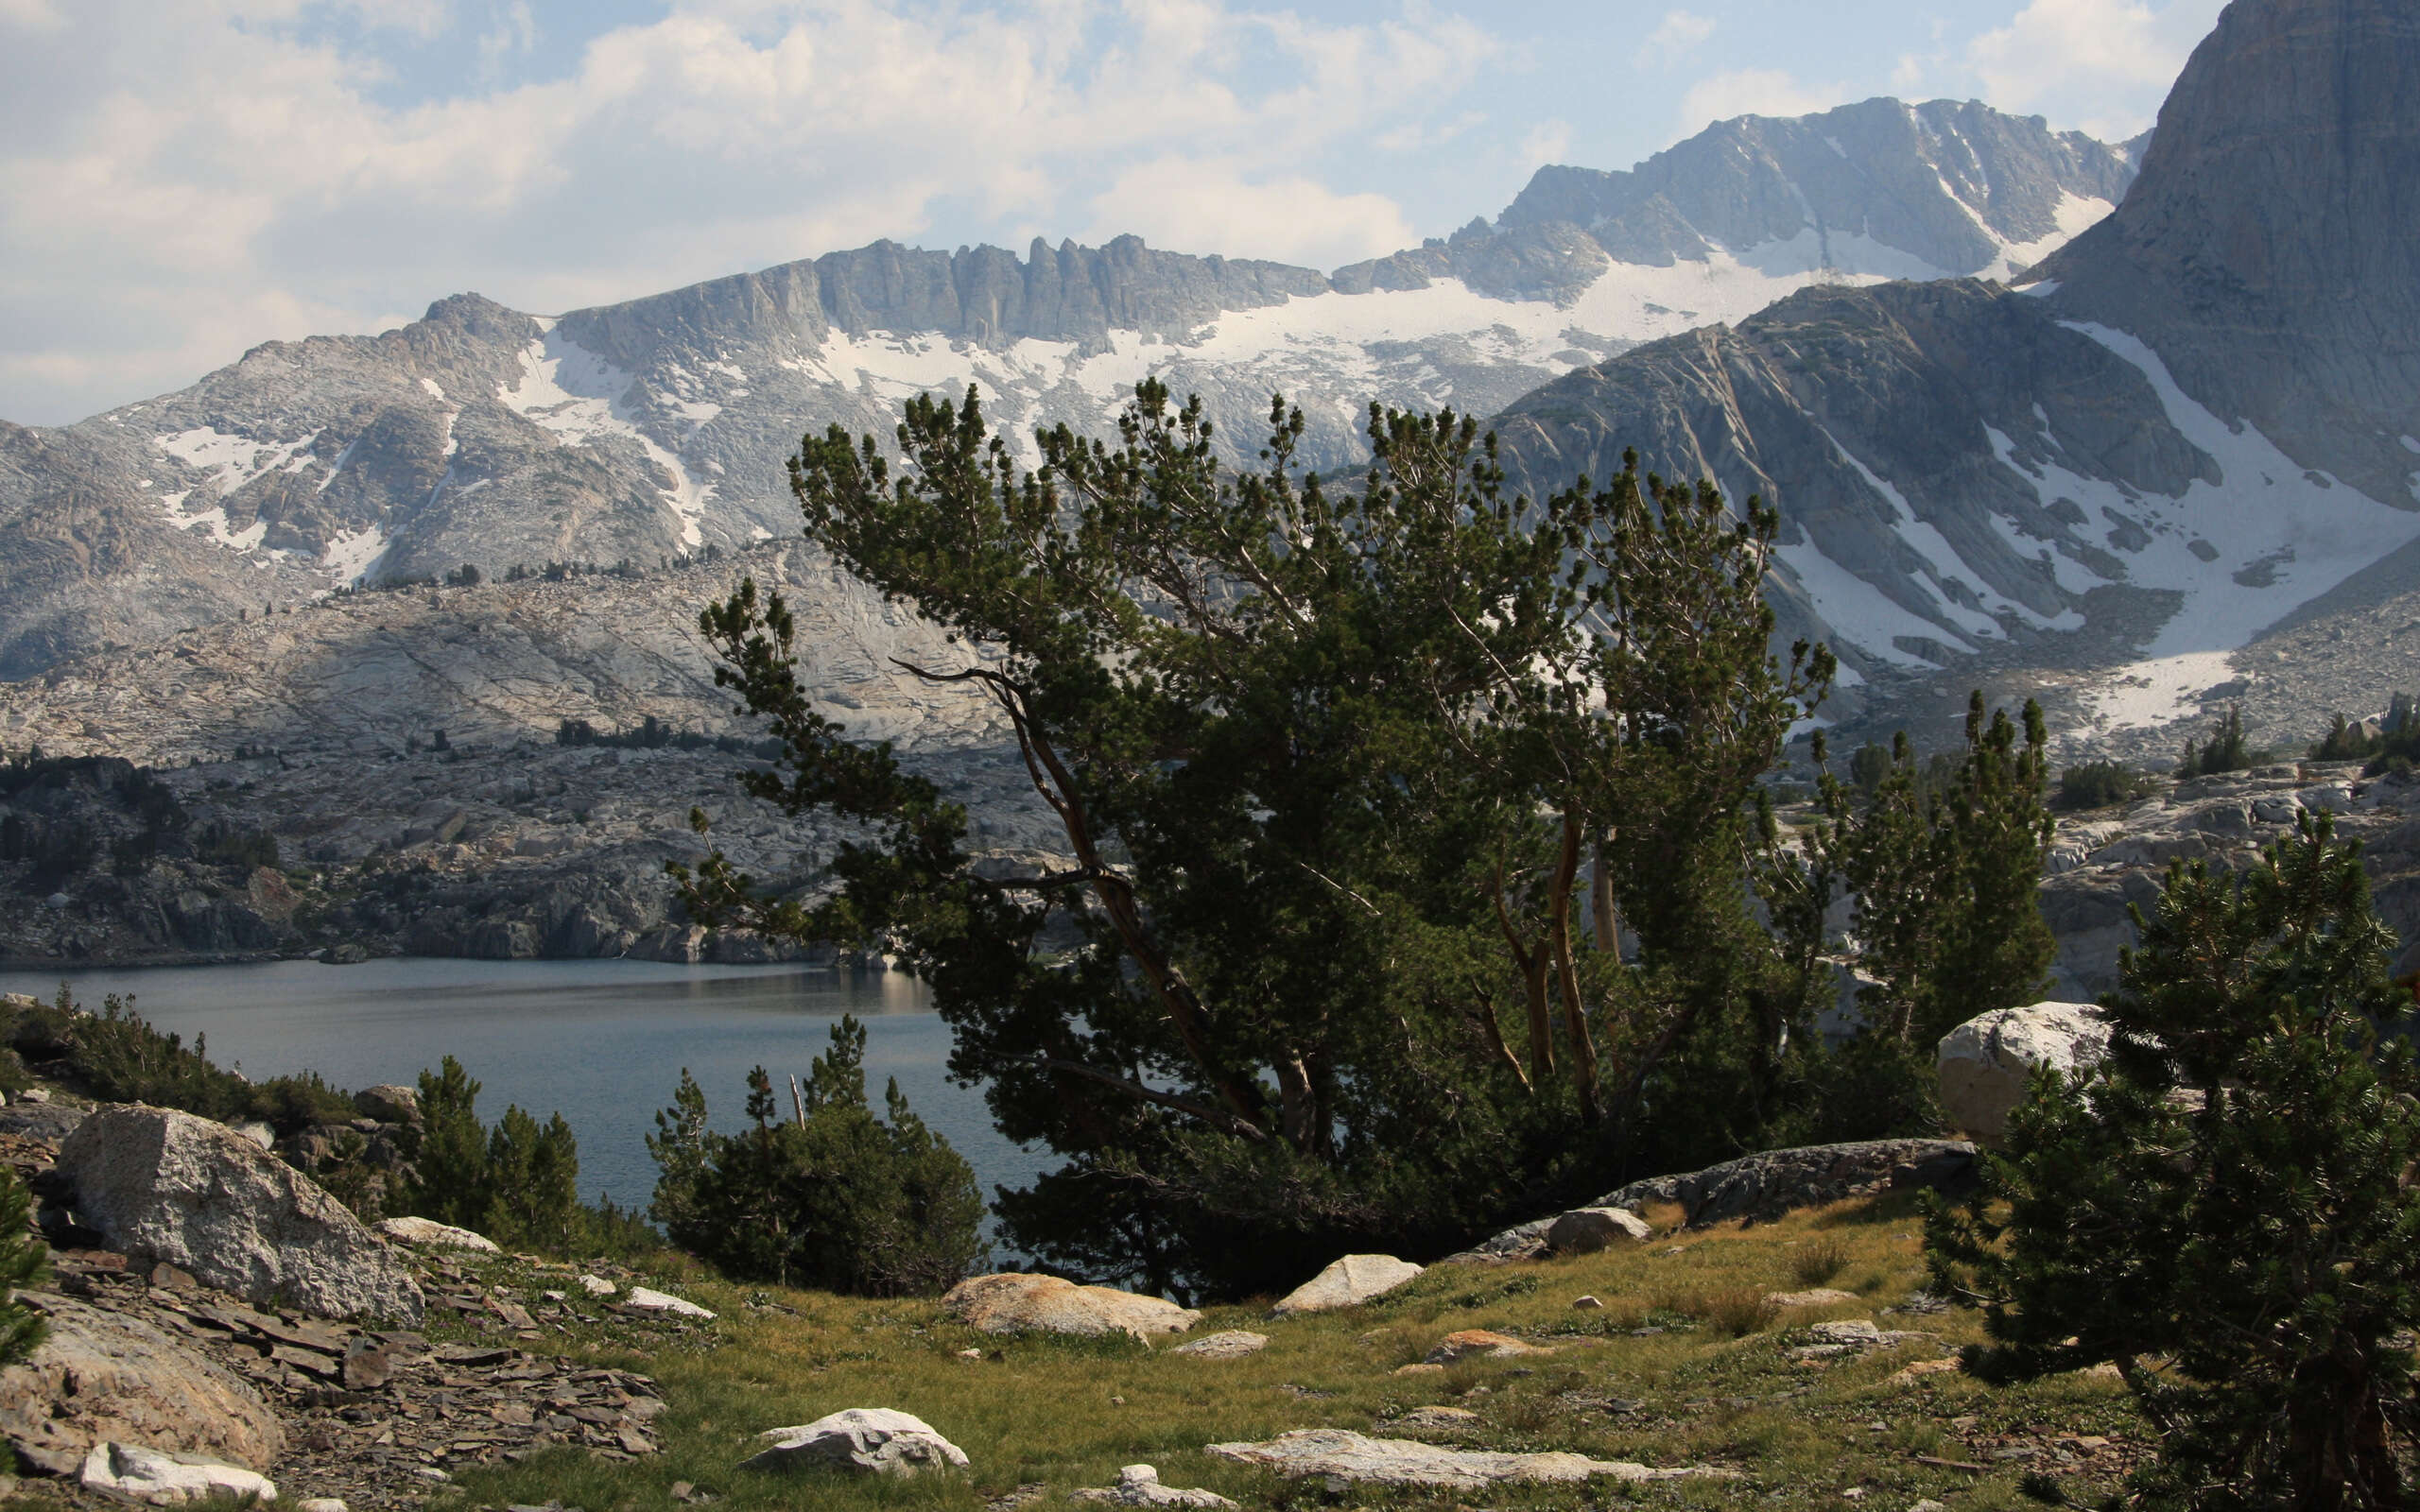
[[1773, 533, 1947, 668], [2079, 650, 2240, 734], [420, 378, 446, 402], [322, 525, 388, 584], [505, 334, 712, 547]]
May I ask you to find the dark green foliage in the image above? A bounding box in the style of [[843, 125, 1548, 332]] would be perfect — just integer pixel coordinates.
[[0, 988, 349, 1137], [393, 1056, 631, 1257], [1815, 693, 2056, 1050], [647, 1016, 987, 1296], [2054, 760, 2152, 811], [677, 383, 1845, 1297], [0, 1164, 46, 1366], [2180, 703, 2267, 776], [1926, 814, 2420, 1510]]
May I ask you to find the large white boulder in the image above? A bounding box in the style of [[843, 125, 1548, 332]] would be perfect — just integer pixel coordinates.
[[738, 1408, 968, 1475], [942, 1273, 1197, 1338], [1268, 1254, 1423, 1316], [80, 1441, 278, 1505], [56, 1105, 423, 1322], [1936, 1002, 2113, 1147], [1544, 1207, 1651, 1254]]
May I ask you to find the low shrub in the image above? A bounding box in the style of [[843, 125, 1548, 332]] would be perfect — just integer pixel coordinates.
[[648, 1015, 987, 1297], [2053, 761, 2152, 811], [1789, 1235, 1850, 1287]]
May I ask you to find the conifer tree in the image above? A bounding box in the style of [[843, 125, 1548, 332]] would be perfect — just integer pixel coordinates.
[[0, 1165, 46, 1366], [1926, 813, 2420, 1510]]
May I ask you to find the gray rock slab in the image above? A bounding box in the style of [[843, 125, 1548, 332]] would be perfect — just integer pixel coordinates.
[[1071, 1464, 1238, 1508], [1169, 1330, 1267, 1360], [943, 1273, 1197, 1338], [0, 1294, 285, 1477], [80, 1442, 277, 1506], [56, 1104, 423, 1321], [739, 1408, 968, 1475], [1204, 1429, 1724, 1489], [1268, 1255, 1423, 1316]]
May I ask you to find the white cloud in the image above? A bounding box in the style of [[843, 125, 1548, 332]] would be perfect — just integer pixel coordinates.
[[1674, 68, 1843, 139], [1638, 9, 1715, 65], [1962, 0, 2222, 140], [1517, 118, 1573, 171], [0, 0, 1506, 423], [1081, 159, 1416, 270]]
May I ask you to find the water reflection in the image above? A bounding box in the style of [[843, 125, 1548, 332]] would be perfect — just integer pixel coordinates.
[[0, 958, 1037, 1219]]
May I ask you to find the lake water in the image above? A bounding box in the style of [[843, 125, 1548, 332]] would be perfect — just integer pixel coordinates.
[[0, 958, 1045, 1224]]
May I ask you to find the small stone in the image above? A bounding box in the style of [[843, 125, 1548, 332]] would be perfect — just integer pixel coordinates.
[[1910, 1503, 1948, 1512], [1424, 1329, 1544, 1365], [296, 1500, 351, 1512], [17, 1089, 48, 1105], [1392, 1363, 1446, 1377], [1884, 1358, 1962, 1387], [1806, 1319, 1884, 1347], [147, 1262, 199, 1291], [1766, 1288, 1858, 1308], [577, 1274, 617, 1297], [954, 1348, 982, 1360], [341, 1338, 396, 1390], [1570, 1295, 1602, 1310], [1071, 1463, 1238, 1508]]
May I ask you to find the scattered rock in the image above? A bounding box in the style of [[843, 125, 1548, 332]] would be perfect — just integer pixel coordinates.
[[1070, 1464, 1237, 1508], [577, 1273, 617, 1297], [79, 1441, 278, 1505], [1886, 1358, 1963, 1387], [942, 1273, 1196, 1338], [1808, 1320, 1884, 1347], [1545, 1207, 1651, 1253], [624, 1285, 716, 1319], [1425, 1330, 1547, 1364], [56, 1105, 423, 1322], [352, 1085, 420, 1124], [738, 1408, 970, 1476], [1391, 1363, 1446, 1377], [374, 1215, 501, 1254], [1384, 1406, 1480, 1433], [228, 1121, 275, 1149], [296, 1500, 351, 1512], [0, 1294, 285, 1476], [1936, 1002, 2112, 1146], [1766, 1288, 1858, 1308], [1268, 1254, 1423, 1315], [1204, 1430, 1725, 1489], [1169, 1330, 1267, 1360], [1570, 1296, 1603, 1311]]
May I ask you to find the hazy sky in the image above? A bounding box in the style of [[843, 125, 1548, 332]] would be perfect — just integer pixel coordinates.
[[0, 0, 2224, 425]]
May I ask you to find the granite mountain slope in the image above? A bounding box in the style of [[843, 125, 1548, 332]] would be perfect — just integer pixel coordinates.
[[1493, 0, 2420, 740], [0, 100, 2134, 683]]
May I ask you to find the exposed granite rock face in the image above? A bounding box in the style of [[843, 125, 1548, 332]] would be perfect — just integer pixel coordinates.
[[0, 1293, 285, 1476], [56, 1106, 424, 1322], [1493, 0, 2420, 735], [1493, 97, 2135, 279], [2034, 0, 2420, 508], [0, 98, 2129, 695]]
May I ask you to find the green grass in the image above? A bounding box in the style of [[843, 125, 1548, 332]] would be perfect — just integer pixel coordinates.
[[420, 1192, 2149, 1512]]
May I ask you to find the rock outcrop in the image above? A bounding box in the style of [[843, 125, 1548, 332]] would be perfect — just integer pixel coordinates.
[[56, 1106, 424, 1322], [1268, 1254, 1424, 1316], [374, 1216, 499, 1254], [79, 1441, 278, 1505], [0, 1293, 285, 1477], [941, 1274, 1198, 1339], [1544, 1207, 1652, 1253], [1205, 1429, 1721, 1489], [738, 1408, 969, 1476], [1937, 1002, 2113, 1145]]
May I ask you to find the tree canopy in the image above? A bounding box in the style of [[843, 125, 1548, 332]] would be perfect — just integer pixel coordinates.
[[675, 382, 1910, 1297]]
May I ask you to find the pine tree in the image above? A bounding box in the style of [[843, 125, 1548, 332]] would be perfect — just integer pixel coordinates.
[[404, 1057, 488, 1229], [1926, 813, 2420, 1509], [0, 1165, 47, 1366]]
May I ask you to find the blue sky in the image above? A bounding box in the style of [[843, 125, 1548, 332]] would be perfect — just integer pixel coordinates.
[[0, 0, 2223, 425]]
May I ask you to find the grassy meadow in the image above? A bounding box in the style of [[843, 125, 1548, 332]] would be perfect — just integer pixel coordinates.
[[420, 1191, 2145, 1512]]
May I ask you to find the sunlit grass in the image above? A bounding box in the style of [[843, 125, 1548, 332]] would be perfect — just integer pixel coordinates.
[[432, 1192, 2147, 1512]]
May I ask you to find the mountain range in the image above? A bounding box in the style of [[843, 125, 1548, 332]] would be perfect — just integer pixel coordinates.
[[2, 0, 2411, 769], [0, 95, 2136, 695]]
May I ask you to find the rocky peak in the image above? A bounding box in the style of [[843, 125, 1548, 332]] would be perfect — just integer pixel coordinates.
[[2036, 0, 2420, 503]]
